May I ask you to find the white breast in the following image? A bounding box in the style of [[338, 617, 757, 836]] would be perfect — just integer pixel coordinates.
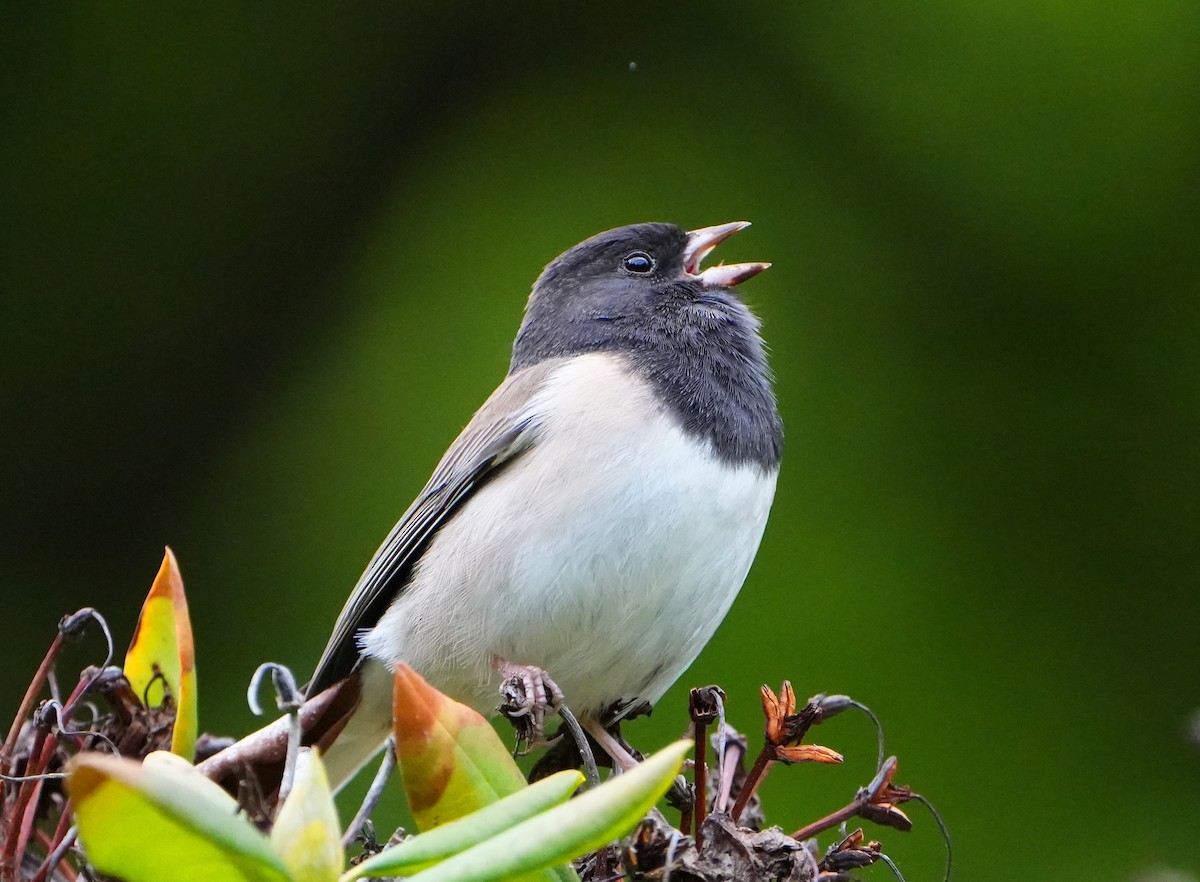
[[362, 352, 778, 717]]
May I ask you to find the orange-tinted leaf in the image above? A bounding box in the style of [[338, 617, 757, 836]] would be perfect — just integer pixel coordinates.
[[392, 664, 527, 831], [124, 547, 198, 759]]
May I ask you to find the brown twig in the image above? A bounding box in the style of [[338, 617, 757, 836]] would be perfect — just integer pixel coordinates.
[[792, 798, 865, 843], [692, 725, 705, 842], [729, 745, 772, 822], [791, 756, 913, 842], [197, 676, 357, 789], [688, 686, 723, 848], [679, 805, 694, 842]]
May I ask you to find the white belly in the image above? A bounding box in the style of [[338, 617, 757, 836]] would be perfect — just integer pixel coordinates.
[[362, 353, 778, 717]]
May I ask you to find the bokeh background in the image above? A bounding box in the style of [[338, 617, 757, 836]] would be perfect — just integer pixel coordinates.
[[3, 4, 1198, 879]]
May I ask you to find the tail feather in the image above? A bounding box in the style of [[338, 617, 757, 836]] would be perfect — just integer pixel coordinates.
[[316, 660, 394, 791]]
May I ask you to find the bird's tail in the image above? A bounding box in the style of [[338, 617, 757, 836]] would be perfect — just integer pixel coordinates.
[[318, 660, 394, 790], [197, 659, 394, 795]]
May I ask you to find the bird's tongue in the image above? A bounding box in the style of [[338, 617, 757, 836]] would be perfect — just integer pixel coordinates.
[[684, 221, 770, 287]]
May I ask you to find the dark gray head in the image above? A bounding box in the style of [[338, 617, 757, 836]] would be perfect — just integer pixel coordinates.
[[511, 221, 783, 471]]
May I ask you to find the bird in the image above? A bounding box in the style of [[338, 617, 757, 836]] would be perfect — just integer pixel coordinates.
[[306, 220, 782, 787]]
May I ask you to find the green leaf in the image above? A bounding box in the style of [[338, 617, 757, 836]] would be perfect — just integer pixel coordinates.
[[271, 750, 344, 882], [402, 740, 691, 882], [68, 751, 290, 882], [342, 769, 583, 880]]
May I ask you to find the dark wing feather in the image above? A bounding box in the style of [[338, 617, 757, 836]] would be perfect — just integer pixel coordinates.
[[305, 362, 556, 697]]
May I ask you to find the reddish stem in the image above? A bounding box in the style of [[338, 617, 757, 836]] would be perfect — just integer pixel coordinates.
[[4, 672, 94, 870], [791, 799, 862, 842], [57, 667, 98, 723], [13, 778, 45, 870], [31, 798, 75, 882], [2, 722, 65, 870], [791, 760, 896, 842], [730, 746, 774, 823], [693, 721, 708, 848], [2, 634, 63, 772]]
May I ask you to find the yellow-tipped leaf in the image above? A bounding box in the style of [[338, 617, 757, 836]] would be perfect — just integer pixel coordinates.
[[124, 546, 199, 759], [271, 750, 344, 882]]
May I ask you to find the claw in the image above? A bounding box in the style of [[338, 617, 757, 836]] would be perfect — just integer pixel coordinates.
[[494, 659, 564, 754]]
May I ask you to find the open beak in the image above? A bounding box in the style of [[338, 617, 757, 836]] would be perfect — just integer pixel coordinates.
[[683, 221, 770, 287]]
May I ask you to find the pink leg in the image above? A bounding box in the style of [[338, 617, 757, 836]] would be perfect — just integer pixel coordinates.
[[493, 658, 565, 751], [581, 718, 641, 772]]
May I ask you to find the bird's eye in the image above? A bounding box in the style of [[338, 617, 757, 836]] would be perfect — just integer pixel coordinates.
[[622, 251, 655, 274]]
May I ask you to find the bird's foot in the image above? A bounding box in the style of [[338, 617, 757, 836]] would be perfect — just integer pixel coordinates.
[[495, 659, 564, 754]]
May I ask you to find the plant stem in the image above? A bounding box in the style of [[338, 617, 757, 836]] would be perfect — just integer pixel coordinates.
[[30, 801, 75, 882], [693, 721, 708, 847], [730, 746, 773, 823], [13, 778, 45, 870], [791, 799, 861, 842], [342, 740, 396, 849], [2, 635, 63, 771]]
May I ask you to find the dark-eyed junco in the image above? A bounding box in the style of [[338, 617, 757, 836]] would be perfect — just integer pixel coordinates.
[[307, 221, 781, 786]]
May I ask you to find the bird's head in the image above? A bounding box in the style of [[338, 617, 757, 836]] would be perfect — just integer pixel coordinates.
[[512, 221, 769, 369]]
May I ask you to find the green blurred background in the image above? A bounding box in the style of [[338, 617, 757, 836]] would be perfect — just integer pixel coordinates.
[[3, 3, 1198, 879]]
